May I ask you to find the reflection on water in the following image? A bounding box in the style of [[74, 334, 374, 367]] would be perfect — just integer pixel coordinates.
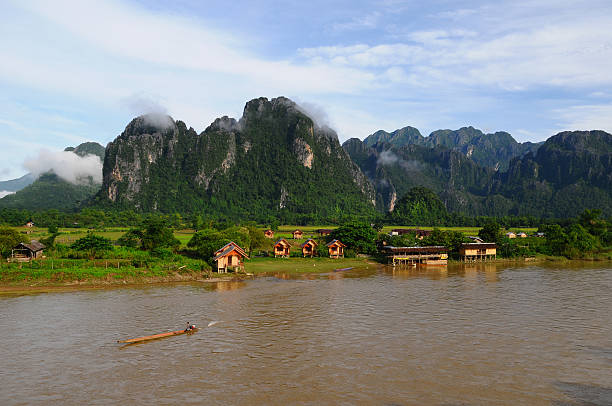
[[207, 280, 247, 292], [1, 262, 611, 405]]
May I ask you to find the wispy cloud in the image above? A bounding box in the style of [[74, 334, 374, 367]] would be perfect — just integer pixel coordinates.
[[332, 11, 382, 32], [554, 104, 612, 133], [0, 0, 611, 183], [23, 149, 103, 184]]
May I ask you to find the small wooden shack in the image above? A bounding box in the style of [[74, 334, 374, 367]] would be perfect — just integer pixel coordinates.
[[11, 240, 45, 261], [317, 229, 333, 237], [326, 239, 346, 259], [301, 238, 318, 258], [459, 243, 497, 262], [505, 232, 516, 239], [383, 246, 448, 266], [292, 229, 303, 239], [213, 241, 249, 273], [273, 238, 292, 258], [24, 221, 34, 228], [517, 232, 527, 238], [264, 229, 274, 239]]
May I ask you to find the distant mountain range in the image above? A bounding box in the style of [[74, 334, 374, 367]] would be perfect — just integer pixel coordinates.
[[1, 96, 610, 219], [344, 129, 612, 217], [0, 173, 36, 193], [363, 126, 542, 171]]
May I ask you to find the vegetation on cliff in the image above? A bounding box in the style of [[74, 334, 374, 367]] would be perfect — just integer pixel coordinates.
[[95, 97, 375, 223]]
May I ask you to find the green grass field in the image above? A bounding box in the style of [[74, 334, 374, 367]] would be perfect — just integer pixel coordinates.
[[245, 257, 373, 274], [12, 224, 538, 250]]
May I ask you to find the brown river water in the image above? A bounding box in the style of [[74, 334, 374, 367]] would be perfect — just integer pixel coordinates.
[[1, 262, 611, 405]]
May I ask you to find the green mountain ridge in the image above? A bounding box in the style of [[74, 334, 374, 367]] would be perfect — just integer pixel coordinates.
[[0, 142, 105, 211], [64, 142, 106, 159], [94, 97, 375, 223], [344, 130, 612, 218], [364, 125, 542, 171], [0, 173, 36, 192], [1, 100, 610, 221]]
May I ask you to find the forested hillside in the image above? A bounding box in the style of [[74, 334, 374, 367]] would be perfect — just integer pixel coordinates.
[[0, 142, 105, 211], [344, 130, 612, 218]]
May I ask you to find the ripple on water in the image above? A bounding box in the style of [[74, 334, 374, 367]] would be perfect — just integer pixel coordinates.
[[1, 264, 611, 405]]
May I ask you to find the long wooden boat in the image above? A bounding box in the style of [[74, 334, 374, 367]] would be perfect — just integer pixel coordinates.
[[118, 328, 198, 344]]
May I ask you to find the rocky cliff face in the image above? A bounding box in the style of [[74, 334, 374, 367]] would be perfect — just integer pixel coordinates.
[[98, 97, 375, 221]]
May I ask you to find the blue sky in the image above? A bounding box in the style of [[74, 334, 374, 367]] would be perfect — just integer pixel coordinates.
[[1, 0, 612, 180]]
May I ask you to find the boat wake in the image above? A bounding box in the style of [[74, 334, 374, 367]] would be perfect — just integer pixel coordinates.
[[208, 321, 221, 327]]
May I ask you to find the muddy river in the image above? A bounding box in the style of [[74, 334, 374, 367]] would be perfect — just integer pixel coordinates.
[[1, 262, 611, 405]]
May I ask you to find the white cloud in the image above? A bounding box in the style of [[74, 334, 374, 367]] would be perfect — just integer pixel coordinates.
[[5, 0, 375, 96], [299, 11, 612, 90], [0, 191, 16, 199], [23, 149, 103, 184], [0, 0, 611, 165], [332, 11, 382, 32], [554, 104, 612, 133]]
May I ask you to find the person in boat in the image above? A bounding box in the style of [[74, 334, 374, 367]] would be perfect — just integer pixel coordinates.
[[185, 322, 196, 332]]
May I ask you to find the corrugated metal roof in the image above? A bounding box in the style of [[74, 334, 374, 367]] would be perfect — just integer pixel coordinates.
[[15, 240, 45, 252], [384, 246, 448, 253]]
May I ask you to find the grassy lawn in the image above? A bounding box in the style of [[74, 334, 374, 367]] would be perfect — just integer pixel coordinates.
[[244, 256, 373, 274], [379, 225, 537, 236]]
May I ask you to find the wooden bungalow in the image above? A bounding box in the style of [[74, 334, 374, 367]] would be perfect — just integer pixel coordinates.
[[292, 229, 303, 239], [24, 221, 34, 228], [326, 239, 346, 259], [317, 229, 333, 237], [264, 229, 274, 239], [11, 240, 45, 261], [273, 238, 292, 258], [383, 246, 448, 266], [459, 243, 497, 262], [213, 241, 249, 273], [505, 232, 516, 239], [301, 238, 318, 258], [517, 232, 527, 238]]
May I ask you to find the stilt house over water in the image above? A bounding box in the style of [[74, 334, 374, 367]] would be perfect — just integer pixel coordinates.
[[459, 243, 497, 262], [383, 246, 448, 266], [213, 242, 249, 273], [326, 240, 346, 259], [273, 238, 292, 258], [301, 239, 318, 258]]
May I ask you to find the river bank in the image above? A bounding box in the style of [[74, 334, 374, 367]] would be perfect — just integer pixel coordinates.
[[0, 257, 374, 294], [2, 255, 610, 295]]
